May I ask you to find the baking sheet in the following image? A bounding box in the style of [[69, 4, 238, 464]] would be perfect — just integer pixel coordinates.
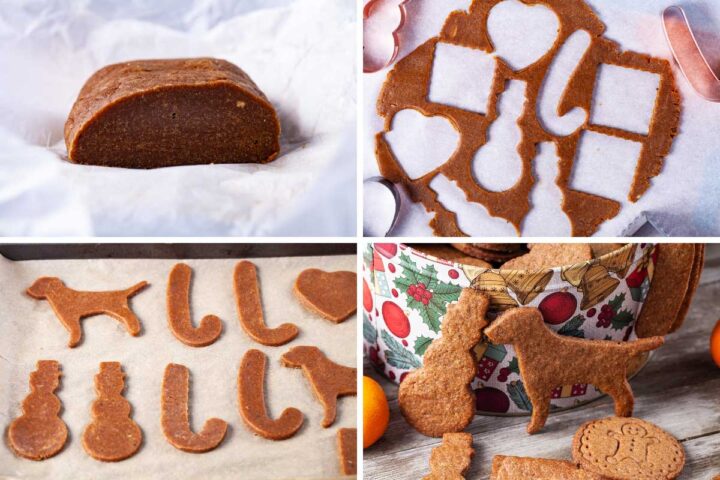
[[0, 253, 357, 479], [363, 0, 720, 237], [0, 0, 356, 236]]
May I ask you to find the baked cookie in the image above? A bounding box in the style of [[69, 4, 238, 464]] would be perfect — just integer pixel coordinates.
[[501, 244, 592, 271], [423, 433, 474, 480]]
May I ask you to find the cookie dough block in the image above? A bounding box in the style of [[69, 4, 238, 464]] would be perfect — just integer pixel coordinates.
[[65, 58, 280, 168]]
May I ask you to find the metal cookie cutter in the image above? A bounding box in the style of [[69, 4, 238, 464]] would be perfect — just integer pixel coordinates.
[[363, 177, 401, 237], [663, 6, 720, 102]]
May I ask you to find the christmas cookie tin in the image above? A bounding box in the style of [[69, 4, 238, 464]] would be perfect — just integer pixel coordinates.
[[362, 243, 657, 415]]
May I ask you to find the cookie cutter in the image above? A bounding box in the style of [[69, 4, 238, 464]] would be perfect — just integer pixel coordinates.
[[363, 177, 401, 236], [663, 6, 720, 102], [363, 0, 412, 73]]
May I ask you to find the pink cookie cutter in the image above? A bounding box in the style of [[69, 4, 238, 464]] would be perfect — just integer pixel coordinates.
[[663, 5, 720, 101], [363, 0, 412, 73]]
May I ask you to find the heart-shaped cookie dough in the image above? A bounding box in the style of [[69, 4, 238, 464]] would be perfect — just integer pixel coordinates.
[[487, 0, 559, 71], [294, 269, 357, 324]]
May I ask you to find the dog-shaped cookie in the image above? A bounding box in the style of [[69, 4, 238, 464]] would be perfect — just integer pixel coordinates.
[[484, 307, 664, 434], [27, 277, 149, 348], [399, 289, 490, 437]]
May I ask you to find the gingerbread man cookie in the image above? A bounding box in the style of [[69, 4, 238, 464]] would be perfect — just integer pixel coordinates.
[[8, 360, 68, 460], [234, 261, 299, 346], [161, 363, 228, 452], [166, 263, 223, 347], [27, 276, 148, 348], [294, 268, 357, 323], [82, 362, 142, 461], [281, 346, 357, 428], [572, 417, 685, 480], [398, 288, 489, 437], [423, 433, 474, 480], [238, 349, 304, 440], [484, 307, 664, 434]]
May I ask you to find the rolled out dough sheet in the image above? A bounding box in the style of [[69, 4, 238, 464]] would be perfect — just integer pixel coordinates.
[[0, 254, 357, 479]]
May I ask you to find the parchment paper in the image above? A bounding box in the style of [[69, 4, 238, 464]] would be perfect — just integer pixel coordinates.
[[363, 0, 720, 237], [0, 0, 356, 236], [0, 253, 356, 479]]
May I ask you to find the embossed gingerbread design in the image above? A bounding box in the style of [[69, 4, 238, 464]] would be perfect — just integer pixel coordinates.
[[484, 308, 664, 434], [8, 360, 68, 460], [82, 362, 142, 461], [572, 417, 685, 480], [27, 276, 149, 347], [375, 0, 680, 236], [281, 346, 357, 428], [166, 263, 223, 347], [399, 289, 490, 437]]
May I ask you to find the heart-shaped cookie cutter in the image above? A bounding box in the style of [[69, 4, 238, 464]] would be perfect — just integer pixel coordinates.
[[663, 5, 720, 102], [363, 0, 412, 73]]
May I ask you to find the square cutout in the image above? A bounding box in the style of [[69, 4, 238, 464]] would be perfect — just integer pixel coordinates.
[[428, 42, 496, 114], [590, 64, 660, 135], [570, 131, 642, 202]]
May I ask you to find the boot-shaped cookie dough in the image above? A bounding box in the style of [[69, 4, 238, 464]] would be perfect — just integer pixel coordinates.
[[280, 346, 357, 428], [27, 277, 149, 348], [8, 360, 68, 460], [294, 269, 357, 323], [484, 308, 664, 434], [336, 428, 357, 475], [234, 261, 298, 346], [398, 289, 490, 437], [238, 349, 304, 440], [423, 433, 474, 480], [166, 263, 223, 347], [161, 363, 228, 452], [82, 362, 142, 461]]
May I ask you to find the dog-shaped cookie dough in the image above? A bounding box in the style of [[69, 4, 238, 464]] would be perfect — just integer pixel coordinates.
[[484, 307, 664, 434], [399, 289, 490, 437], [27, 277, 148, 348], [281, 346, 356, 428]]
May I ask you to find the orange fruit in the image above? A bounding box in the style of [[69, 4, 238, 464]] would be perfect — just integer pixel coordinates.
[[363, 376, 389, 448], [711, 319, 720, 368]]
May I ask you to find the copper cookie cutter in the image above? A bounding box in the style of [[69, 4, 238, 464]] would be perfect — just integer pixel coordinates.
[[663, 5, 720, 101], [363, 0, 412, 73]]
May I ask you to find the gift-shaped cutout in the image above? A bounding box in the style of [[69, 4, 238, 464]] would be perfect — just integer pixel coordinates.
[[374, 0, 681, 236]]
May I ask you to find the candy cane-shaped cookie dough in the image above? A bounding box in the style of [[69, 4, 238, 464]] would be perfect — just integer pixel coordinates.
[[238, 349, 304, 440], [161, 363, 228, 452], [8, 360, 68, 460], [166, 263, 223, 347], [82, 362, 142, 461], [234, 261, 298, 346], [281, 346, 357, 428]]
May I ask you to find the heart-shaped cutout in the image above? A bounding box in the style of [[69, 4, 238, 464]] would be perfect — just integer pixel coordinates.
[[487, 0, 560, 71], [294, 269, 357, 323], [386, 108, 459, 180]]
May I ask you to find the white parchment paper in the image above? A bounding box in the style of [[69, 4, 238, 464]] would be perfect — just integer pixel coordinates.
[[0, 253, 356, 479], [0, 0, 356, 236], [363, 0, 720, 237]]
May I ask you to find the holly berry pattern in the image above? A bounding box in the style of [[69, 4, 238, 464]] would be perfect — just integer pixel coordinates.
[[393, 252, 462, 333], [363, 243, 656, 415]]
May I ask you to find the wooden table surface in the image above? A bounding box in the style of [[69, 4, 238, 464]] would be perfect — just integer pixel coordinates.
[[364, 253, 720, 480]]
